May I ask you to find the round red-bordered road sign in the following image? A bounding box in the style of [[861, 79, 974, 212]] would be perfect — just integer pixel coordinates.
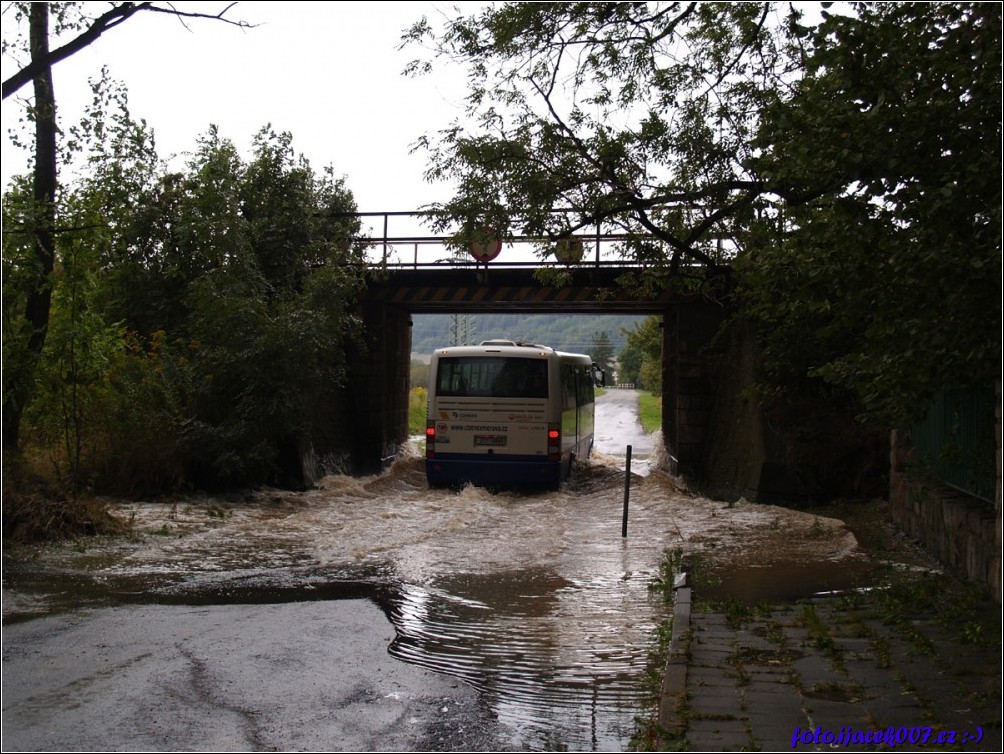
[[469, 237, 503, 263]]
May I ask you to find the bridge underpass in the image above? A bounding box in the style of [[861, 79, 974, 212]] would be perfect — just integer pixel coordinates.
[[290, 213, 888, 506], [324, 263, 728, 482]]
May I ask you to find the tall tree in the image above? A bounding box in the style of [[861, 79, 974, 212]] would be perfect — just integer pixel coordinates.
[[404, 2, 1001, 424], [590, 330, 616, 380], [2, 1, 251, 453], [3, 2, 59, 451], [743, 2, 1001, 422]]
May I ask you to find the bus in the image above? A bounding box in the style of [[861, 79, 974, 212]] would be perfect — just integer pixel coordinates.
[[425, 340, 604, 489]]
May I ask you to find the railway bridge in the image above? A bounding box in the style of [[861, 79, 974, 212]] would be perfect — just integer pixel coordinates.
[[310, 213, 730, 482], [297, 212, 887, 506]]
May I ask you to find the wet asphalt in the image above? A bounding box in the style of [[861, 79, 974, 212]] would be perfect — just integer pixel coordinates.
[[594, 387, 655, 459], [1, 599, 508, 752]]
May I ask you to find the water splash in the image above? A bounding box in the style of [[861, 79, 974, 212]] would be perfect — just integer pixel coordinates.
[[4, 448, 868, 751]]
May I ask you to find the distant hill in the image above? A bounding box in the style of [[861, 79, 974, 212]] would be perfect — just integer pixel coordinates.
[[411, 313, 647, 356]]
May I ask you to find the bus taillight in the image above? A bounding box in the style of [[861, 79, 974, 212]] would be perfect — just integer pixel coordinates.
[[426, 423, 436, 458], [547, 424, 560, 461]]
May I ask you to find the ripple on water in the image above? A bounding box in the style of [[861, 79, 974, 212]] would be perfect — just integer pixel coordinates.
[[6, 448, 870, 750]]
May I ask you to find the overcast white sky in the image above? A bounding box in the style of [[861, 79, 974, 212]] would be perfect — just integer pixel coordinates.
[[2, 1, 481, 243]]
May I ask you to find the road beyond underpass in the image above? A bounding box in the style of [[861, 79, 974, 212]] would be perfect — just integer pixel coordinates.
[[593, 388, 656, 460]]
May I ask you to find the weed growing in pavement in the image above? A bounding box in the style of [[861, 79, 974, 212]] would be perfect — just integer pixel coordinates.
[[727, 647, 752, 686], [858, 623, 893, 669], [796, 603, 845, 672], [895, 676, 940, 725], [960, 621, 988, 644], [762, 616, 787, 646], [719, 596, 755, 629], [830, 592, 894, 670], [878, 572, 1001, 647], [785, 668, 803, 691], [649, 548, 683, 604]]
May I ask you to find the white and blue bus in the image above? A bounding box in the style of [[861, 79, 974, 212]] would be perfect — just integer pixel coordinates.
[[425, 341, 604, 489]]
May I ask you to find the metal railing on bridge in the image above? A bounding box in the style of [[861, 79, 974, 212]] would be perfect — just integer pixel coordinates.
[[350, 211, 663, 270]]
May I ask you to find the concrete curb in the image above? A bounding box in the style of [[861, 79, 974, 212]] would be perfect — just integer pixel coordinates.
[[658, 583, 692, 744]]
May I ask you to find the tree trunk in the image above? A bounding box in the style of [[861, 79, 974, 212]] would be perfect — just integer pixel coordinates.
[[2, 3, 58, 453]]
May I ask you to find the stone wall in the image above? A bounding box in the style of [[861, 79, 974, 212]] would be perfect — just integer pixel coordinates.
[[661, 301, 728, 477], [302, 301, 412, 482], [697, 319, 887, 505], [888, 379, 1003, 602]]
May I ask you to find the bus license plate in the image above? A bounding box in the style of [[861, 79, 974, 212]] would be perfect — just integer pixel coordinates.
[[474, 435, 506, 447]]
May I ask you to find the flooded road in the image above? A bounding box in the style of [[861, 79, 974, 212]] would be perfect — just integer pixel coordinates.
[[2, 391, 864, 751], [594, 388, 656, 461]]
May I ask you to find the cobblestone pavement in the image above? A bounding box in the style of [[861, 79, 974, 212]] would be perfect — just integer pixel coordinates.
[[659, 584, 1002, 752]]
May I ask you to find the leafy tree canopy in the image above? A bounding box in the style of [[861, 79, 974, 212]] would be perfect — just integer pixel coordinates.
[[3, 67, 367, 492], [618, 315, 662, 393], [1, 0, 253, 456], [403, 1, 798, 272], [404, 1, 1001, 424], [743, 2, 1001, 422]]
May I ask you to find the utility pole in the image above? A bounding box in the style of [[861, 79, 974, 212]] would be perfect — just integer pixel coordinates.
[[449, 314, 477, 346]]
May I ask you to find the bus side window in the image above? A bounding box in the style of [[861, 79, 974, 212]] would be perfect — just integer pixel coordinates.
[[562, 364, 576, 409], [578, 366, 594, 404]]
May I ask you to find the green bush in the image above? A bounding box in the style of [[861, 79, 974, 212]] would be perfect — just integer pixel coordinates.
[[638, 392, 662, 434], [409, 387, 428, 436]]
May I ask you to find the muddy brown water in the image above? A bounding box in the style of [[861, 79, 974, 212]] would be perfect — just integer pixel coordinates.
[[2, 444, 869, 751]]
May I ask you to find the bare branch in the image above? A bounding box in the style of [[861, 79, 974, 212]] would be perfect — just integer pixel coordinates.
[[3, 2, 254, 100]]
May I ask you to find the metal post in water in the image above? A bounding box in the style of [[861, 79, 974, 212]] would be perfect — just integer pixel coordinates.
[[622, 444, 632, 538]]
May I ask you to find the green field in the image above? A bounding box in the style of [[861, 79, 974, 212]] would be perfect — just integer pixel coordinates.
[[408, 387, 427, 435], [637, 392, 662, 433]]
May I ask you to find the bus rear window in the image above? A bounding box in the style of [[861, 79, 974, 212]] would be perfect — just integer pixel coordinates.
[[436, 357, 548, 398]]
